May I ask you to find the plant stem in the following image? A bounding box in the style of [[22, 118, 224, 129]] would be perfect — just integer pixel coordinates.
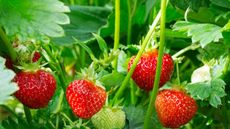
[[176, 61, 181, 85], [42, 44, 67, 89], [127, 0, 132, 45], [60, 112, 74, 125], [172, 43, 200, 59], [130, 80, 136, 105], [143, 0, 167, 128], [24, 106, 32, 124], [113, 0, 120, 70], [112, 9, 162, 104], [80, 48, 86, 67], [0, 27, 16, 61], [55, 115, 59, 129]]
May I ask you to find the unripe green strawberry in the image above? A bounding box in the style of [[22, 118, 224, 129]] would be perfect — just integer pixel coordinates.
[[91, 107, 126, 129], [155, 89, 197, 128], [14, 70, 56, 109], [66, 79, 106, 119], [128, 49, 174, 91]]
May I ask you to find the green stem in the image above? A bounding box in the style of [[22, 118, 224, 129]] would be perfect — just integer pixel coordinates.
[[60, 112, 74, 125], [143, 0, 167, 128], [112, 9, 162, 104], [80, 48, 86, 67], [113, 0, 120, 70], [24, 106, 32, 124], [42, 44, 67, 89], [130, 80, 136, 105], [127, 0, 132, 45], [0, 27, 16, 61], [55, 115, 59, 129], [172, 43, 200, 59], [176, 61, 181, 85]]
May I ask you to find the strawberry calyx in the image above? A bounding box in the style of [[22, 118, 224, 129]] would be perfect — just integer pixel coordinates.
[[78, 65, 105, 90], [16, 62, 41, 73], [171, 84, 186, 93]]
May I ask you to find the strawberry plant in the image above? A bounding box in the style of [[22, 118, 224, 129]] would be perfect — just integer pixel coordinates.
[[0, 0, 230, 129]]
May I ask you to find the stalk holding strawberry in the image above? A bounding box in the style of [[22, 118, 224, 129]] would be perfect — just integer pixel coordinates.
[[128, 49, 174, 91], [14, 70, 56, 109], [66, 79, 106, 119], [155, 89, 197, 128]]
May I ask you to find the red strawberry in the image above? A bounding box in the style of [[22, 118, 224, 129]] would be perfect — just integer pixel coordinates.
[[155, 89, 197, 128], [66, 79, 106, 119], [32, 51, 41, 62], [14, 70, 56, 109], [128, 49, 174, 91]]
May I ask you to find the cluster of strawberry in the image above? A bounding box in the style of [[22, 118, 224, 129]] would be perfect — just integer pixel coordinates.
[[8, 49, 197, 128], [128, 49, 197, 128]]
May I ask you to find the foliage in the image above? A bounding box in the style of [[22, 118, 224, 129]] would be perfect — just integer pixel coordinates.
[[0, 0, 230, 129], [0, 0, 70, 42], [0, 57, 18, 105]]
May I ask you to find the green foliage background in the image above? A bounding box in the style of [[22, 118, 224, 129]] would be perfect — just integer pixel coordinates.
[[0, 0, 230, 129]]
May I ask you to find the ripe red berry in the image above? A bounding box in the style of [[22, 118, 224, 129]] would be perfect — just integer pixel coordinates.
[[66, 80, 106, 119], [32, 51, 41, 62], [155, 89, 197, 128], [128, 49, 174, 91], [14, 70, 56, 109]]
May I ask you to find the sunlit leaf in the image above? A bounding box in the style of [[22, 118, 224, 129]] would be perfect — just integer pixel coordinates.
[[0, 0, 70, 42], [186, 79, 226, 107], [173, 21, 223, 47], [0, 57, 18, 105]]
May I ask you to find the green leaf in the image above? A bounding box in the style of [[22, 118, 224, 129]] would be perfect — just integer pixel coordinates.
[[223, 31, 230, 45], [209, 79, 226, 108], [52, 6, 111, 45], [0, 124, 5, 129], [76, 42, 96, 61], [186, 79, 226, 107], [0, 57, 18, 105], [117, 50, 128, 73], [211, 0, 230, 9], [209, 93, 221, 108], [170, 0, 209, 11], [210, 79, 226, 98], [99, 72, 125, 90], [124, 106, 161, 129], [93, 33, 108, 55], [0, 0, 70, 42], [166, 3, 183, 23], [173, 21, 223, 47], [186, 82, 211, 100], [133, 0, 159, 24]]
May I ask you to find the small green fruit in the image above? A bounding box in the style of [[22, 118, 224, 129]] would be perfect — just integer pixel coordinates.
[[91, 107, 126, 129]]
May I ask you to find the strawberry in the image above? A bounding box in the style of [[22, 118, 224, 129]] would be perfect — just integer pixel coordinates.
[[91, 107, 126, 129], [14, 70, 56, 109], [155, 89, 197, 128], [66, 79, 106, 119], [128, 49, 174, 91], [32, 51, 41, 62]]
